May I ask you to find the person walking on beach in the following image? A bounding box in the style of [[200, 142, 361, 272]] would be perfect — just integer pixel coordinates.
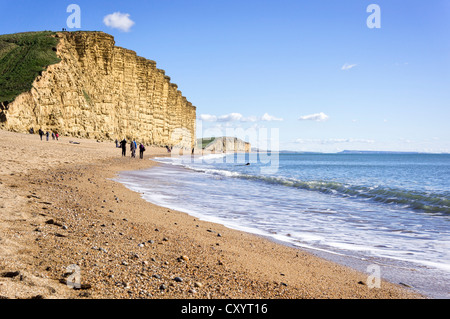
[[139, 143, 146, 159], [55, 132, 59, 141], [120, 139, 127, 157], [38, 129, 44, 140], [130, 139, 136, 158], [46, 131, 49, 141]]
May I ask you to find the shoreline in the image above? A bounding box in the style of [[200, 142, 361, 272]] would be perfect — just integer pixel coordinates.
[[119, 160, 447, 299], [0, 130, 424, 299]]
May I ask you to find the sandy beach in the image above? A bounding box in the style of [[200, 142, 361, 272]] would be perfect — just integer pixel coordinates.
[[0, 129, 423, 299]]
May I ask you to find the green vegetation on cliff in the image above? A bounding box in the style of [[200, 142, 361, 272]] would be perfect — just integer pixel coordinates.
[[0, 31, 61, 103], [197, 137, 217, 149]]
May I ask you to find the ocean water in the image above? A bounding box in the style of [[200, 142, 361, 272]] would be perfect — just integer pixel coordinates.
[[117, 153, 450, 298]]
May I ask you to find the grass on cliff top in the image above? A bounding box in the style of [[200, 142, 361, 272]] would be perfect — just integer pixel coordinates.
[[197, 137, 217, 149], [0, 31, 61, 103]]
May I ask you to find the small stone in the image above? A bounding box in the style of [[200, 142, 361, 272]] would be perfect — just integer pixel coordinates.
[[153, 274, 161, 279], [159, 284, 166, 290], [194, 282, 203, 288], [138, 243, 145, 248], [147, 240, 155, 244], [189, 289, 197, 294], [174, 277, 183, 282], [121, 261, 128, 266], [162, 237, 168, 241], [1, 271, 20, 278]]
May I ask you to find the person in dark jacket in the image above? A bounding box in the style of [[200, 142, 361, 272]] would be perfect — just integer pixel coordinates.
[[130, 140, 136, 158], [139, 143, 146, 159], [120, 139, 127, 157]]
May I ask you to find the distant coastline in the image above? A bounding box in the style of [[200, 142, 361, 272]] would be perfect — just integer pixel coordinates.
[[252, 149, 450, 155]]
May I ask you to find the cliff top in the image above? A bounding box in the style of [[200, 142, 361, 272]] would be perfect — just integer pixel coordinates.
[[0, 31, 190, 106]]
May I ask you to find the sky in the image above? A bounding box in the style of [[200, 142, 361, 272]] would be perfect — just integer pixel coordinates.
[[1, 0, 449, 153]]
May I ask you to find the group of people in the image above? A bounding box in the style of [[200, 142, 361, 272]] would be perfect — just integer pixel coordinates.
[[31, 128, 59, 141], [116, 139, 146, 159]]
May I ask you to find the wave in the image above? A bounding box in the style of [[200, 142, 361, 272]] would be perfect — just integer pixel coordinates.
[[182, 166, 450, 215]]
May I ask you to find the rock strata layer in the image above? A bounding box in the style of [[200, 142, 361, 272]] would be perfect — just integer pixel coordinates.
[[1, 32, 196, 148]]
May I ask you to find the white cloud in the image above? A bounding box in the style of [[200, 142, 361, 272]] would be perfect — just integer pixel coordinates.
[[103, 12, 135, 32], [261, 113, 283, 122], [298, 112, 329, 122], [198, 114, 217, 122], [198, 112, 282, 123], [341, 63, 357, 71], [217, 113, 245, 122]]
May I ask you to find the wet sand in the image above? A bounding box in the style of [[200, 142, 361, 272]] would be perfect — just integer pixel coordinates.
[[0, 130, 423, 299]]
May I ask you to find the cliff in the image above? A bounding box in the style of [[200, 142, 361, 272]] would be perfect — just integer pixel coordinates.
[[0, 31, 196, 148], [199, 137, 251, 153]]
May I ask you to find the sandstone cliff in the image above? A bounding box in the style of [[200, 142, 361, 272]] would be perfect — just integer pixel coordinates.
[[0, 31, 196, 148], [200, 137, 251, 153]]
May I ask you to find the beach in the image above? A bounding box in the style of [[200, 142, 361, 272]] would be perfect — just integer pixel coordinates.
[[0, 129, 423, 299]]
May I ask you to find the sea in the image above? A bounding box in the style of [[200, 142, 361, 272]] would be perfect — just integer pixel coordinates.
[[116, 152, 450, 299]]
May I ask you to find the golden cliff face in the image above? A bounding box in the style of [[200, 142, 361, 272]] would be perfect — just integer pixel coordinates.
[[1, 32, 196, 148]]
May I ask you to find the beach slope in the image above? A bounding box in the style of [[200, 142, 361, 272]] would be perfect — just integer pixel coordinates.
[[0, 130, 423, 299]]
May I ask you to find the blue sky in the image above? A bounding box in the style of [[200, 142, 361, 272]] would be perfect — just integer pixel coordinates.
[[1, 0, 449, 152]]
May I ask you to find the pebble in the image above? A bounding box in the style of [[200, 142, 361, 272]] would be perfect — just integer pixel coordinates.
[[177, 255, 189, 262], [1, 271, 20, 278], [399, 282, 413, 288], [194, 282, 203, 288], [159, 284, 166, 290], [174, 277, 183, 282], [138, 243, 145, 248]]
